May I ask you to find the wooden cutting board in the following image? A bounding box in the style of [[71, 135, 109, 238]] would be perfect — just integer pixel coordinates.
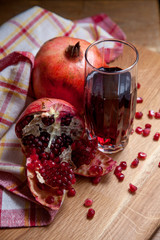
[[1, 46, 160, 240]]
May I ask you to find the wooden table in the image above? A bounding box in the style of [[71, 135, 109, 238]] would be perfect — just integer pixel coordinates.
[[1, 1, 160, 239]]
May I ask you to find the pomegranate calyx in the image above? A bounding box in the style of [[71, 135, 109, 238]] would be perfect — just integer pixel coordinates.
[[65, 41, 80, 58]]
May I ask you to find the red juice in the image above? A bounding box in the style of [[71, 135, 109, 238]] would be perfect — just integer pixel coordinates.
[[85, 67, 137, 147]]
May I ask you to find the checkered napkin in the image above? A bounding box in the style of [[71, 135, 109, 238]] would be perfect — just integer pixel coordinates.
[[0, 6, 126, 228]]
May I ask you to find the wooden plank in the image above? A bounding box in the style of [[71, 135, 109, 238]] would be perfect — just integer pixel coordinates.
[[1, 46, 160, 240]]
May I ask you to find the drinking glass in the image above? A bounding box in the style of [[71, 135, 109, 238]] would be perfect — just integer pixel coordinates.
[[84, 39, 139, 153]]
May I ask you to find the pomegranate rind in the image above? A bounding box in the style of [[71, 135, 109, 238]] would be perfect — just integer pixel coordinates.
[[74, 150, 116, 177], [26, 158, 65, 210], [15, 98, 82, 134]]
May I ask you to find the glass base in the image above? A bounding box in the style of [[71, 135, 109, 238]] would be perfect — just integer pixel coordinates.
[[98, 138, 129, 154]]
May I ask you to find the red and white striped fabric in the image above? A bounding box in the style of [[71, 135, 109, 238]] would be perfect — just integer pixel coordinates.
[[0, 6, 126, 227]]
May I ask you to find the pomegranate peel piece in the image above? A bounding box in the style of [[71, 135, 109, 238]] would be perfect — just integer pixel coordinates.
[[26, 158, 65, 210], [74, 150, 116, 177]]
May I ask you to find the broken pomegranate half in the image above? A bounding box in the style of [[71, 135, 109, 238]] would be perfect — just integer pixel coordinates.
[[15, 98, 116, 209]]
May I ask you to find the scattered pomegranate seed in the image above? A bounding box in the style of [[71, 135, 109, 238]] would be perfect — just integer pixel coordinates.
[[131, 129, 134, 134], [67, 188, 76, 197], [137, 82, 141, 89], [84, 198, 93, 207], [145, 123, 151, 129], [131, 158, 139, 168], [137, 97, 143, 103], [116, 172, 125, 182], [91, 176, 101, 185], [114, 165, 122, 175], [129, 183, 137, 193], [120, 161, 127, 170], [135, 112, 143, 119], [142, 128, 150, 137], [87, 208, 95, 219], [155, 112, 160, 119], [158, 162, 160, 168], [135, 126, 143, 134], [153, 132, 160, 141], [138, 152, 147, 160], [148, 110, 155, 118]]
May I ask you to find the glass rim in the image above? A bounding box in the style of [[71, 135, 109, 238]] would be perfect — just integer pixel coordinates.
[[85, 38, 139, 75]]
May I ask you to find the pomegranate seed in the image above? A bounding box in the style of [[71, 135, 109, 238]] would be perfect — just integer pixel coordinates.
[[84, 198, 93, 207], [137, 97, 143, 103], [135, 112, 143, 119], [87, 208, 95, 219], [67, 187, 76, 197], [129, 183, 137, 193], [148, 110, 155, 118], [153, 132, 160, 141], [120, 161, 127, 170], [155, 112, 160, 119], [137, 82, 141, 89], [114, 165, 122, 175], [91, 176, 101, 184], [89, 165, 103, 176], [142, 128, 150, 137], [145, 123, 151, 129], [131, 129, 134, 134], [158, 162, 160, 168], [116, 172, 125, 182], [45, 195, 54, 204], [135, 126, 143, 134], [56, 189, 64, 196], [138, 152, 147, 160], [131, 158, 139, 168]]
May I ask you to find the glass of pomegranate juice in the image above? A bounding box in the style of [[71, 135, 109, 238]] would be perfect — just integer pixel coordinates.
[[84, 39, 139, 153]]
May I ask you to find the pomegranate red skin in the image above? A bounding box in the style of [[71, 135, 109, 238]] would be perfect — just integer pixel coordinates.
[[32, 37, 103, 115]]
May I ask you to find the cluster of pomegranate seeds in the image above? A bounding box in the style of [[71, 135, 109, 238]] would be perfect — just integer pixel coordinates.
[[71, 138, 97, 168], [87, 208, 95, 219], [153, 132, 160, 141], [61, 113, 73, 126], [131, 158, 139, 168], [135, 125, 151, 137], [16, 115, 34, 138], [114, 161, 127, 182], [137, 97, 143, 103], [128, 183, 137, 194], [89, 165, 103, 176], [84, 198, 93, 207], [50, 134, 73, 156], [135, 112, 143, 119], [42, 115, 55, 126]]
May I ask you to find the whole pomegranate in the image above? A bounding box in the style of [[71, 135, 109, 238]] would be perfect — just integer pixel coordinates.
[[32, 37, 103, 114], [15, 98, 115, 209]]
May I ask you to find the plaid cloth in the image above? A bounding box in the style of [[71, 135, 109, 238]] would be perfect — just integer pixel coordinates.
[[0, 6, 126, 228]]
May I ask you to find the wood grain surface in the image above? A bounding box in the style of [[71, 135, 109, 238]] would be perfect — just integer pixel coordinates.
[[1, 46, 160, 240], [1, 1, 160, 239]]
